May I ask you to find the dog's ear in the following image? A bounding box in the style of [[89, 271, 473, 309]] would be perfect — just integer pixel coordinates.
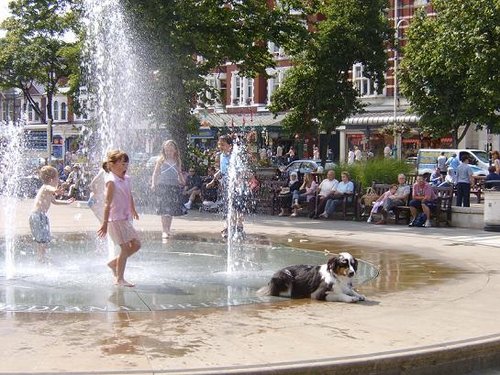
[[352, 257, 358, 272], [327, 256, 338, 272]]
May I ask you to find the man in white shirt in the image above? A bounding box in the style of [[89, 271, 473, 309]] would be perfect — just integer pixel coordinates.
[[276, 144, 283, 157], [320, 171, 354, 218], [354, 146, 362, 163], [347, 149, 355, 165], [308, 170, 339, 218], [437, 152, 447, 176], [384, 144, 392, 158]]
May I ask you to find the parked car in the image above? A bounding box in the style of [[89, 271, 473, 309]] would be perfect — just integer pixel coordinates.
[[470, 165, 487, 177], [279, 159, 337, 182], [280, 159, 321, 176]]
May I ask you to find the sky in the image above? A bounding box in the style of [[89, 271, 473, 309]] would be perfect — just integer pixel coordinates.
[[0, 1, 76, 41], [0, 0, 10, 22], [0, 0, 11, 37]]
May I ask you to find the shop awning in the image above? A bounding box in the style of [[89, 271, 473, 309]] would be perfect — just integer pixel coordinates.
[[342, 112, 420, 126], [196, 111, 287, 128]]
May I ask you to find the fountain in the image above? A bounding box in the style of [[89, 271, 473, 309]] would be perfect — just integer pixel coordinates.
[[80, 0, 148, 158], [2, 2, 499, 373], [0, 121, 26, 279], [0, 0, 375, 311]]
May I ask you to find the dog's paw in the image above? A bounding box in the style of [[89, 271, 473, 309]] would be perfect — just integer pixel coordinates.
[[347, 295, 365, 303]]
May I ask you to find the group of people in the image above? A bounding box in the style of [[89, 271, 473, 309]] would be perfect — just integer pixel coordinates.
[[27, 140, 500, 287], [277, 169, 356, 220], [276, 169, 433, 227], [28, 134, 255, 287], [366, 173, 438, 228], [429, 150, 500, 207], [57, 163, 85, 199]]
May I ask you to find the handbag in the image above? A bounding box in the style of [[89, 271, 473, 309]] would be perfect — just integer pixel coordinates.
[[279, 187, 291, 195], [360, 187, 379, 206]]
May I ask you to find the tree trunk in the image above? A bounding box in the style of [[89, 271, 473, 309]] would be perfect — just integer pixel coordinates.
[[456, 123, 471, 148]]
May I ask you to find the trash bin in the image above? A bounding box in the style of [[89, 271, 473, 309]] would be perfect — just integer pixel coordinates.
[[484, 190, 500, 232]]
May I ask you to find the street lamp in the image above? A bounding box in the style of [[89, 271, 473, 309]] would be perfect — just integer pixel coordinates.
[[392, 0, 409, 160], [393, 0, 428, 159]]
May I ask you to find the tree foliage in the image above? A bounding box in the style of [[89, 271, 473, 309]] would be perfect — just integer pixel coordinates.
[[399, 0, 500, 147], [121, 0, 309, 148], [268, 0, 390, 135], [0, 0, 79, 122]]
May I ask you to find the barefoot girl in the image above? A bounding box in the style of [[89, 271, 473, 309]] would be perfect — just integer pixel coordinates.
[[97, 150, 141, 287], [151, 140, 186, 239]]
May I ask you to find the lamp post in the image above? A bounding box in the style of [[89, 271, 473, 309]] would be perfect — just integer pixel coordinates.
[[393, 0, 427, 159], [392, 0, 409, 160]]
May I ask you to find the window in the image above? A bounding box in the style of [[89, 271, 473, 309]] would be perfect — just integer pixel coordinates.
[[231, 73, 253, 106], [234, 75, 242, 105], [75, 100, 89, 120], [28, 103, 33, 121], [246, 79, 253, 105], [53, 101, 59, 120], [352, 63, 379, 97], [61, 102, 67, 120], [267, 41, 286, 58], [267, 67, 289, 103]]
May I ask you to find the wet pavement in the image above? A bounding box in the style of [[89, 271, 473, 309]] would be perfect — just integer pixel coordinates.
[[1, 198, 500, 374]]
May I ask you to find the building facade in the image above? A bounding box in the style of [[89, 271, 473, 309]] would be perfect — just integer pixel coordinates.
[[0, 83, 86, 163], [195, 0, 499, 162]]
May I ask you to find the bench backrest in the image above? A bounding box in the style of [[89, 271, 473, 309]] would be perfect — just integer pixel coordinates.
[[433, 186, 454, 212], [370, 182, 411, 206]]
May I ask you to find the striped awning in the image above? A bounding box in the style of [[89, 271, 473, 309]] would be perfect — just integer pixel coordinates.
[[195, 109, 420, 128], [196, 112, 287, 128], [342, 113, 420, 126]]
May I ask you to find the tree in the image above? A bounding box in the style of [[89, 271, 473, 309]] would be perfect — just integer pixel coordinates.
[[121, 0, 309, 151], [399, 0, 500, 147], [268, 0, 390, 135], [0, 0, 80, 123]]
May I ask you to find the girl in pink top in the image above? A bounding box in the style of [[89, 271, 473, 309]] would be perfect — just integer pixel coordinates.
[[97, 150, 141, 287]]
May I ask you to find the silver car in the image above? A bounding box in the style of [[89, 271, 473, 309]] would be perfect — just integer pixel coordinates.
[[280, 160, 321, 175]]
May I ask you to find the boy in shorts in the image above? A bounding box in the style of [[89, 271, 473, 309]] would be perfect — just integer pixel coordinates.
[[29, 165, 75, 262]]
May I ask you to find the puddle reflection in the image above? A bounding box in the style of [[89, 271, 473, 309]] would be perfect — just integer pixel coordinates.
[[278, 237, 467, 296]]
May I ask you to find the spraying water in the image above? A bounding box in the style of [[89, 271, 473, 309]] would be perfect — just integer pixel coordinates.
[[81, 0, 147, 160], [0, 121, 29, 279], [224, 134, 254, 273], [81, 0, 152, 261], [80, 0, 255, 274]]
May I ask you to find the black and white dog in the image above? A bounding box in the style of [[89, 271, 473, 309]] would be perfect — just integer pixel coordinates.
[[257, 252, 365, 303]]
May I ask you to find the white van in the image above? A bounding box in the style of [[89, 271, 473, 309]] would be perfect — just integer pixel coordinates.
[[416, 148, 490, 176]]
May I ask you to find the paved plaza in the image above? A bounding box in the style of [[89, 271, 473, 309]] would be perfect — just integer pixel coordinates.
[[1, 198, 500, 374]]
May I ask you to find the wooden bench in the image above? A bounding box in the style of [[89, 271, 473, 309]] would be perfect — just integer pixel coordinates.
[[395, 186, 454, 226], [339, 182, 362, 220], [360, 183, 391, 218], [471, 176, 485, 203], [432, 186, 454, 226], [253, 178, 284, 215], [362, 183, 411, 224], [293, 180, 362, 220]]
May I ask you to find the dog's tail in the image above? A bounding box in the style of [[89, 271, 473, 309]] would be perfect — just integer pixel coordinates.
[[256, 285, 271, 296]]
